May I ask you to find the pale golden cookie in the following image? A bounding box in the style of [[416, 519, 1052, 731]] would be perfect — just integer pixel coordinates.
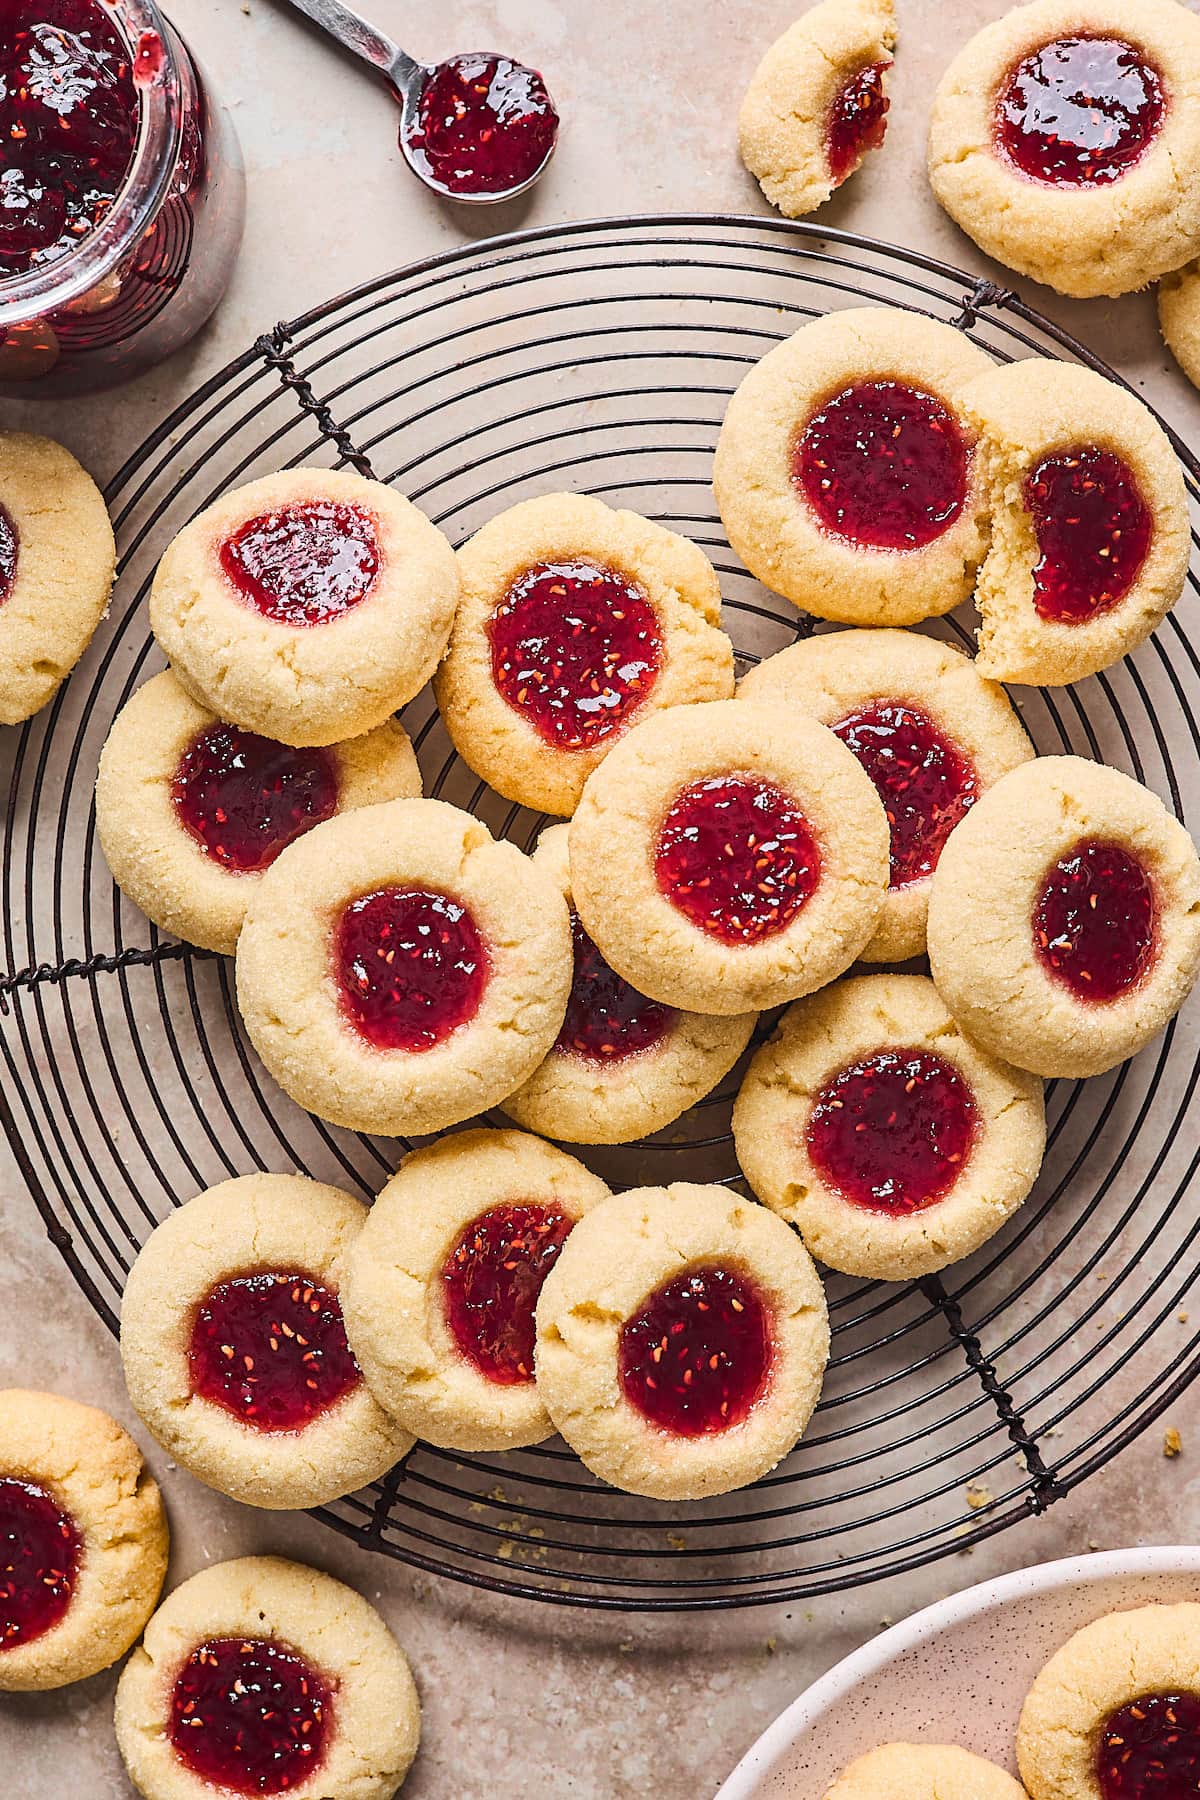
[[738, 0, 896, 218], [927, 757, 1200, 1078], [928, 0, 1200, 299], [433, 492, 734, 816], [733, 975, 1046, 1280], [344, 1129, 610, 1451], [150, 467, 460, 747], [501, 826, 758, 1144], [115, 1556, 420, 1800], [96, 670, 422, 955], [1017, 1603, 1200, 1800], [738, 629, 1034, 961], [1159, 258, 1200, 389], [120, 1175, 413, 1510], [534, 1182, 829, 1501], [827, 1743, 1029, 1800], [568, 698, 889, 1016], [0, 431, 115, 726], [235, 796, 573, 1137], [965, 361, 1189, 686], [0, 1389, 167, 1692], [713, 308, 992, 626]]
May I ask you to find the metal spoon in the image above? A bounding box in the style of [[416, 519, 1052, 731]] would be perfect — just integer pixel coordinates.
[[278, 0, 559, 205]]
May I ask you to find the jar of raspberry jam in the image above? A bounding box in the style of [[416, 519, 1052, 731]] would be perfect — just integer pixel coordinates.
[[0, 0, 245, 394]]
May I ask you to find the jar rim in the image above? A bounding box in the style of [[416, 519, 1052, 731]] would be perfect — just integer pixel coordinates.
[[0, 0, 184, 323]]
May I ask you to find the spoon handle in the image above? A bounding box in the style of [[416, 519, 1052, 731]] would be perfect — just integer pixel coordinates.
[[278, 0, 421, 91]]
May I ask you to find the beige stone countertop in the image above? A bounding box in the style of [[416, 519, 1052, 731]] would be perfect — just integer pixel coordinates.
[[4, 1, 1200, 1795]]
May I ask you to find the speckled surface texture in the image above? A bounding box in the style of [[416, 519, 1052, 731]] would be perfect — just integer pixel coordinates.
[[3, 1, 1200, 1794]]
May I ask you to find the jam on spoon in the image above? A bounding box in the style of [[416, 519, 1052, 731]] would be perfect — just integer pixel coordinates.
[[403, 53, 559, 199]]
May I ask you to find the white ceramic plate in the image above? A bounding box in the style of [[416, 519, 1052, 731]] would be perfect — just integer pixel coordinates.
[[717, 1546, 1200, 1798]]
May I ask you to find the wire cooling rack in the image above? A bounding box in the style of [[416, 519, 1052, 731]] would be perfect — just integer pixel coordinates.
[[3, 216, 1200, 1612]]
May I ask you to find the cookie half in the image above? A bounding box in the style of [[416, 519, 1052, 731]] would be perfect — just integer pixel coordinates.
[[434, 492, 734, 815], [713, 308, 992, 625], [927, 757, 1200, 1077], [738, 0, 896, 218], [733, 974, 1046, 1280], [535, 1182, 830, 1500], [966, 361, 1189, 686], [96, 669, 422, 955], [827, 1744, 1029, 1800], [568, 698, 889, 1015], [501, 825, 757, 1144], [1017, 1602, 1200, 1800], [928, 0, 1200, 298], [344, 1129, 610, 1451], [235, 796, 573, 1136], [0, 1389, 167, 1692], [0, 431, 115, 726], [115, 1556, 420, 1800], [1159, 258, 1200, 391], [120, 1175, 413, 1510], [738, 629, 1034, 961], [150, 467, 460, 747]]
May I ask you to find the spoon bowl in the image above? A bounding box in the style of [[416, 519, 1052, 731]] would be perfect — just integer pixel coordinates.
[[396, 51, 559, 206]]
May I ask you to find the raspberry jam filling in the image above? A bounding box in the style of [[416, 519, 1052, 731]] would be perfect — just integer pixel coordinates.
[[0, 506, 17, 606], [487, 559, 662, 751], [188, 1271, 360, 1433], [827, 61, 890, 185], [555, 911, 676, 1064], [172, 725, 339, 875], [1024, 446, 1153, 625], [1033, 837, 1157, 1003], [806, 1047, 979, 1215], [654, 776, 822, 945], [619, 1265, 773, 1436], [0, 0, 140, 274], [794, 381, 969, 551], [170, 1637, 332, 1796], [996, 36, 1165, 187], [442, 1203, 573, 1384], [334, 887, 489, 1053], [832, 702, 978, 889], [219, 502, 380, 626], [0, 1476, 80, 1650], [403, 54, 558, 198], [1096, 1691, 1200, 1798]]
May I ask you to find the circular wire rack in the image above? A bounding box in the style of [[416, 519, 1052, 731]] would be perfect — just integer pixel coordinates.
[[4, 215, 1200, 1613]]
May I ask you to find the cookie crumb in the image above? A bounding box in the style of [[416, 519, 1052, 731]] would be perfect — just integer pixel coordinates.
[[1164, 1426, 1183, 1458], [965, 1480, 993, 1510], [667, 1532, 688, 1552]]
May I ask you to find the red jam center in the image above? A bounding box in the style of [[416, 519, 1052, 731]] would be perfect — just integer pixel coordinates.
[[0, 505, 17, 606], [1097, 1691, 1200, 1799], [441, 1202, 573, 1384], [188, 1271, 360, 1433], [619, 1265, 772, 1437], [806, 1047, 979, 1215], [487, 559, 662, 752], [172, 725, 338, 875], [0, 0, 139, 274], [556, 911, 676, 1064], [794, 381, 969, 551], [827, 61, 890, 185], [334, 887, 488, 1053], [832, 701, 979, 889], [997, 36, 1164, 186], [404, 53, 558, 197], [1033, 837, 1157, 1003], [654, 775, 821, 945], [0, 1476, 80, 1650], [219, 502, 380, 626], [170, 1637, 332, 1796], [1024, 446, 1153, 625]]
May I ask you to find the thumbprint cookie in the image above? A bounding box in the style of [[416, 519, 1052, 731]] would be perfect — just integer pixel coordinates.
[[434, 493, 734, 816], [96, 670, 422, 954], [738, 629, 1034, 961], [1159, 258, 1200, 391], [150, 467, 459, 747], [827, 1745, 1030, 1800]]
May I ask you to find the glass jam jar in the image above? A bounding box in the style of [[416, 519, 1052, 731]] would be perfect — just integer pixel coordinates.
[[0, 0, 245, 395]]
